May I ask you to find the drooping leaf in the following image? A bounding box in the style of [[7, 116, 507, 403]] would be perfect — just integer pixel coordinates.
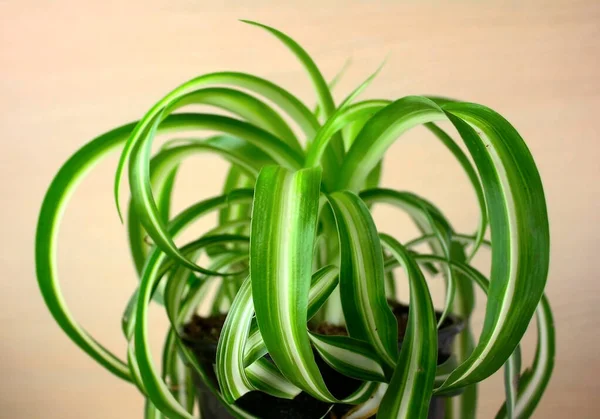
[[134, 235, 247, 419], [128, 114, 302, 274], [246, 357, 302, 400], [327, 191, 398, 373], [378, 234, 437, 419], [114, 71, 320, 219], [495, 295, 555, 419], [338, 96, 550, 390], [216, 276, 256, 402], [309, 333, 386, 382], [250, 165, 336, 402], [243, 265, 339, 366]]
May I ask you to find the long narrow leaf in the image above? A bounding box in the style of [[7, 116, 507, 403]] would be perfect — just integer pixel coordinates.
[[425, 123, 487, 261], [309, 333, 386, 382], [243, 265, 339, 366], [245, 357, 302, 400], [502, 346, 522, 419], [339, 96, 550, 390], [437, 104, 549, 390], [114, 71, 320, 219], [251, 166, 336, 401], [378, 234, 437, 419], [128, 114, 302, 273], [134, 235, 247, 419], [327, 191, 399, 372], [216, 277, 255, 402], [495, 295, 555, 419]]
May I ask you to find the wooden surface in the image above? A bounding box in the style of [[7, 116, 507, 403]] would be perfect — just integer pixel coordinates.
[[1, 0, 599, 417]]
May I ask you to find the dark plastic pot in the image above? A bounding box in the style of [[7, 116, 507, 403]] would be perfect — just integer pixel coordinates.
[[183, 305, 463, 419]]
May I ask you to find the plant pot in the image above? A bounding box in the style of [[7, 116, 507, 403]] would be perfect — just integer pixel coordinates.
[[182, 302, 463, 419]]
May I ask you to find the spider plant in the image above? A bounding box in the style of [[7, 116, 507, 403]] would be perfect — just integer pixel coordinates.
[[35, 21, 555, 419]]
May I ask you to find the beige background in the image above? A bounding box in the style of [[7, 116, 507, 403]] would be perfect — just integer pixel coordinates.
[[2, 0, 599, 417]]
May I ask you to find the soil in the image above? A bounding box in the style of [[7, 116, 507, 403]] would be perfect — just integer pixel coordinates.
[[182, 313, 226, 343]]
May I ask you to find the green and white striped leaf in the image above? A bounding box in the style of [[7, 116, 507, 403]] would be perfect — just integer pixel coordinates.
[[216, 276, 256, 402], [36, 118, 151, 382], [133, 235, 249, 419], [378, 235, 437, 419], [177, 340, 261, 419], [246, 357, 302, 400], [243, 264, 339, 366], [305, 100, 388, 169], [127, 113, 302, 274], [161, 330, 195, 414], [345, 383, 388, 418], [341, 381, 380, 405], [339, 96, 549, 390], [360, 188, 456, 327], [496, 295, 555, 419], [309, 333, 386, 382], [327, 191, 399, 373], [114, 69, 321, 218], [241, 20, 343, 165], [502, 346, 522, 419], [424, 123, 487, 261], [437, 104, 550, 390], [250, 165, 336, 402], [402, 251, 554, 418]]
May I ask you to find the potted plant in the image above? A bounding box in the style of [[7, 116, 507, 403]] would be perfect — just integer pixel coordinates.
[[35, 21, 555, 419]]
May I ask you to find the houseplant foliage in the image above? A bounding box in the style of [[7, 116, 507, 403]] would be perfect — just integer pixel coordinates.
[[35, 21, 555, 419]]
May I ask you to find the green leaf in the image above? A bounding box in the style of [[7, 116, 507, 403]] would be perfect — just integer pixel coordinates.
[[219, 166, 255, 238], [241, 19, 348, 184], [246, 357, 302, 400], [128, 135, 265, 281], [339, 96, 550, 390], [327, 191, 398, 373], [243, 264, 339, 366], [305, 100, 388, 169], [144, 399, 165, 419], [241, 20, 341, 149], [241, 20, 335, 118], [502, 345, 522, 419], [309, 333, 386, 382], [177, 340, 261, 419], [134, 235, 247, 419], [424, 123, 487, 261], [338, 96, 445, 191], [378, 235, 437, 419], [314, 58, 353, 120], [162, 330, 194, 414], [216, 276, 255, 402], [128, 114, 302, 274], [36, 119, 142, 382], [360, 188, 455, 327], [437, 103, 549, 390], [113, 70, 320, 220], [250, 165, 335, 401], [495, 295, 555, 419], [345, 383, 388, 418], [165, 87, 300, 151], [127, 162, 178, 276]]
